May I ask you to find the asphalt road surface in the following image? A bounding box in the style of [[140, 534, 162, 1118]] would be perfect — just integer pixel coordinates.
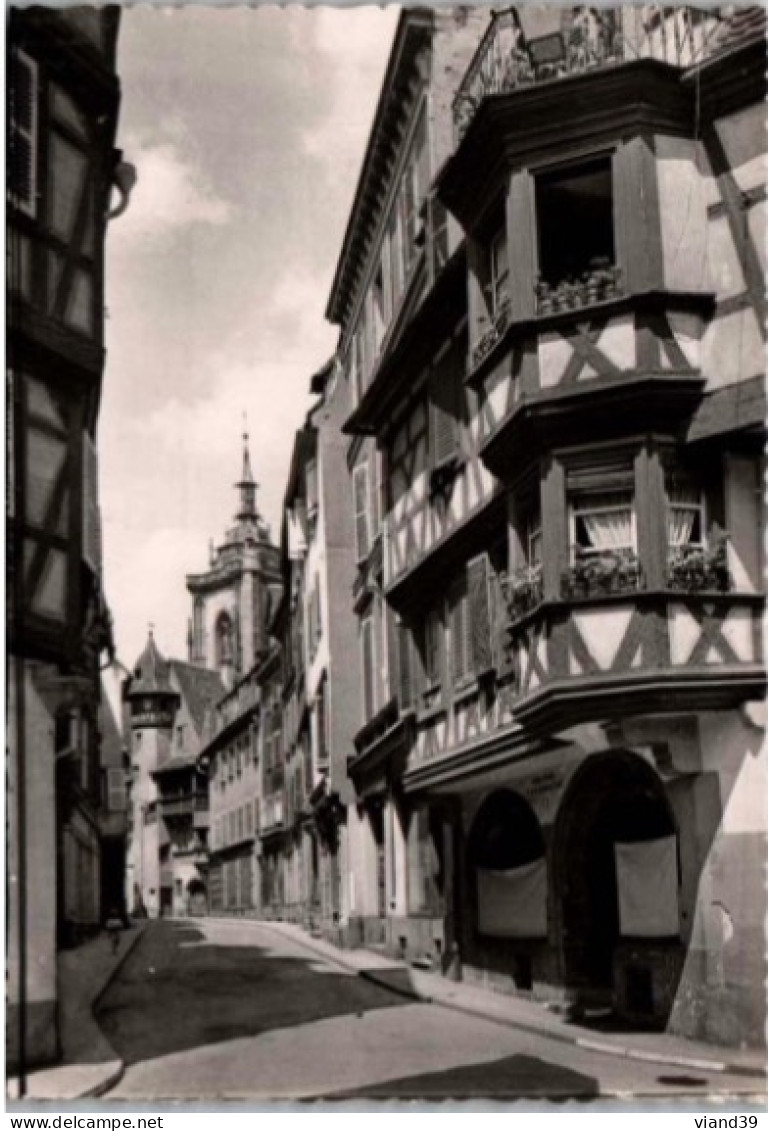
[[97, 918, 759, 1102]]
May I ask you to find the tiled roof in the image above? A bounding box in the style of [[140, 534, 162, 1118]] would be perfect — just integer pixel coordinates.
[[128, 631, 173, 696], [170, 661, 226, 733]]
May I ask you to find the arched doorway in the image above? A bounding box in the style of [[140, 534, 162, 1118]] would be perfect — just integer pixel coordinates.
[[187, 878, 207, 917], [553, 751, 679, 1015], [467, 790, 547, 989]]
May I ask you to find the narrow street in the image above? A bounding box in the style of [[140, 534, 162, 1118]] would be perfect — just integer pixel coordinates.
[[97, 919, 756, 1101]]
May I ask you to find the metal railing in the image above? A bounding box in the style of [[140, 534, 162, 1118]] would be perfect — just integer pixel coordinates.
[[453, 7, 724, 140]]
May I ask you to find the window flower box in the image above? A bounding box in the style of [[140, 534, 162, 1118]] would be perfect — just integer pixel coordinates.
[[535, 263, 623, 316], [666, 534, 731, 593], [501, 565, 544, 624], [561, 547, 642, 600]]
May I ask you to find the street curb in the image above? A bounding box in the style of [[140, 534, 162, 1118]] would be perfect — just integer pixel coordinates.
[[91, 921, 147, 1013], [77, 923, 148, 1100], [358, 966, 766, 1082], [357, 966, 429, 1004], [189, 919, 767, 1085]]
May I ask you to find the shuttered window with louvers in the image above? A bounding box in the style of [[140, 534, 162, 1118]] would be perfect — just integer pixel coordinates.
[[450, 577, 470, 685], [9, 50, 38, 217], [82, 430, 102, 574], [430, 355, 461, 468], [353, 463, 371, 562], [397, 619, 414, 712], [361, 615, 375, 723], [467, 553, 493, 674]]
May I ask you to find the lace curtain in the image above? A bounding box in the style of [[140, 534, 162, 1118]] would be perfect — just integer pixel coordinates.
[[667, 484, 700, 547], [579, 493, 633, 551]]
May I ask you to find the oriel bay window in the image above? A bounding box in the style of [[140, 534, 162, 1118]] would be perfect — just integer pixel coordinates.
[[562, 459, 640, 598], [504, 500, 544, 625], [665, 472, 730, 593], [534, 155, 619, 315], [472, 218, 511, 366]]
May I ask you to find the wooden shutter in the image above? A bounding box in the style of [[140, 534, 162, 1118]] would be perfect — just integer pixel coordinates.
[[353, 463, 370, 561], [305, 458, 318, 514], [397, 620, 414, 711], [430, 364, 459, 468], [82, 430, 101, 574], [361, 616, 375, 722], [450, 579, 468, 684], [468, 553, 493, 673], [9, 50, 38, 217]]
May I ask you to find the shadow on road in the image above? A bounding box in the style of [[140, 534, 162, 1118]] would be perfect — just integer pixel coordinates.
[[329, 1053, 600, 1100], [96, 920, 408, 1067]]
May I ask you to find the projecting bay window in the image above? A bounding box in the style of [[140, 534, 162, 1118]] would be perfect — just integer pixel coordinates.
[[534, 155, 619, 314], [665, 474, 730, 593], [504, 503, 544, 625], [562, 472, 640, 598], [471, 220, 511, 367]]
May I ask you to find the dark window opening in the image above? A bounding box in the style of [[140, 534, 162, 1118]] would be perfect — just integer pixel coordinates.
[[536, 157, 614, 288]]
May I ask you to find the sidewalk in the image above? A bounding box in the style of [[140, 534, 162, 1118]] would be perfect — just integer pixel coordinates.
[[261, 919, 767, 1083], [7, 923, 146, 1102]]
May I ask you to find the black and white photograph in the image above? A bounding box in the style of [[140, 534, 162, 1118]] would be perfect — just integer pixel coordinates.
[[6, 1, 767, 1111]]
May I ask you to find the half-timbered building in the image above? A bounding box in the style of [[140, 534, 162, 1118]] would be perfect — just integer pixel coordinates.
[[7, 6, 127, 1072], [332, 5, 766, 1047]]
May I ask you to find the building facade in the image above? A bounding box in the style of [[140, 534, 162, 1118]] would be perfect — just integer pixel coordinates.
[[326, 5, 766, 1047], [7, 6, 127, 1072], [204, 665, 262, 916], [124, 632, 224, 919]]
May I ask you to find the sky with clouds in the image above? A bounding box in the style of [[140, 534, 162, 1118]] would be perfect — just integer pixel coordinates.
[[101, 5, 400, 667]]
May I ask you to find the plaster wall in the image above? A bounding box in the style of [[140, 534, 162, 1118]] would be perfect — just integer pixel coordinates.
[[7, 661, 59, 1069]]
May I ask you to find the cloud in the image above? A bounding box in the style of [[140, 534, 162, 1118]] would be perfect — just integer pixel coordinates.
[[111, 132, 233, 244], [297, 8, 399, 195]]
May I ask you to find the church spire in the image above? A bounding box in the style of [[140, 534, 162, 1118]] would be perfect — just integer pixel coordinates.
[[236, 416, 258, 522]]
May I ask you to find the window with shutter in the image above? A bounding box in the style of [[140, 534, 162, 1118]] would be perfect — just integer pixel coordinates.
[[467, 553, 493, 674], [82, 430, 101, 575], [305, 458, 318, 518], [353, 463, 371, 562], [449, 577, 470, 685], [107, 768, 125, 812], [361, 615, 375, 723], [396, 619, 414, 711], [430, 350, 463, 469], [9, 50, 38, 217], [423, 608, 443, 689]]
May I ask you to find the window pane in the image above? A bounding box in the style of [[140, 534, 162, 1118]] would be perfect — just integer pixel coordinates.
[[536, 157, 614, 286], [49, 134, 88, 242]]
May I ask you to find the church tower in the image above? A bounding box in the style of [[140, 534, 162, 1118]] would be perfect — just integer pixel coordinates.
[[186, 430, 281, 687]]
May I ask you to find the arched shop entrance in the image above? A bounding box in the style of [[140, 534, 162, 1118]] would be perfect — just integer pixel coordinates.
[[187, 878, 207, 917], [467, 790, 547, 990], [553, 750, 682, 1024]]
